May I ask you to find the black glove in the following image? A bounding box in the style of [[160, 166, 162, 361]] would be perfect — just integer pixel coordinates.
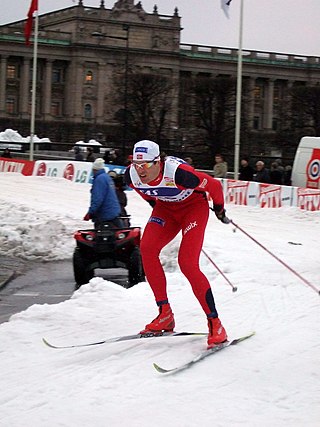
[[214, 208, 231, 224]]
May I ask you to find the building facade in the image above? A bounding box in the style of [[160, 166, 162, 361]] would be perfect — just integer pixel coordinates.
[[1, 0, 320, 165]]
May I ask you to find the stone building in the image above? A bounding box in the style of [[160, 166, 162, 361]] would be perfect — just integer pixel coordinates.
[[1, 0, 320, 166]]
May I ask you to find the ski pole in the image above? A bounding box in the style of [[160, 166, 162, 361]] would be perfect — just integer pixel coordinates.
[[230, 220, 320, 295], [202, 248, 238, 292]]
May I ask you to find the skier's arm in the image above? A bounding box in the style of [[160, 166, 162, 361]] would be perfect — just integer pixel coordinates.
[[175, 165, 224, 209]]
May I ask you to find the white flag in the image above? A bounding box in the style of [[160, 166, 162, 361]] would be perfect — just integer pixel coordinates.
[[221, 0, 232, 19]]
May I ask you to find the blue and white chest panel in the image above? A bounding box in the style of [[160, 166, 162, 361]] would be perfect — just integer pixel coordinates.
[[130, 157, 194, 202]]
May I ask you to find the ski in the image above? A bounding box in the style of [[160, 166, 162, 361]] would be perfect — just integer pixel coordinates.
[[153, 331, 255, 374], [42, 331, 207, 349]]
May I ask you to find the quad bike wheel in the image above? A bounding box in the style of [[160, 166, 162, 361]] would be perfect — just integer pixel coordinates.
[[128, 247, 145, 287], [73, 248, 94, 289]]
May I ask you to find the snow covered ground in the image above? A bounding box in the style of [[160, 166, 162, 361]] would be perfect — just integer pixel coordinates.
[[0, 172, 319, 427]]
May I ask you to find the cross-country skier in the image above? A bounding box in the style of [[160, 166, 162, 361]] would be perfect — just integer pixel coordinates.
[[124, 140, 230, 349]]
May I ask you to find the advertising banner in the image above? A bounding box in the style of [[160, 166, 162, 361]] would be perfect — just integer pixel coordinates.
[[306, 148, 320, 189], [225, 180, 258, 206], [258, 184, 282, 208], [0, 157, 34, 175], [33, 160, 126, 184], [296, 187, 320, 211]]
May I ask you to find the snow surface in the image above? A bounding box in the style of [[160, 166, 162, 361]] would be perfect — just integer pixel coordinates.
[[0, 172, 319, 427], [0, 128, 51, 144]]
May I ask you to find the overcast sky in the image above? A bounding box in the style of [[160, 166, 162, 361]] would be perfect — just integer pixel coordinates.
[[1, 0, 320, 57]]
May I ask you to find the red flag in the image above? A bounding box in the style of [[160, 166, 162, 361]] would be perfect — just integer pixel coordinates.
[[24, 0, 38, 46]]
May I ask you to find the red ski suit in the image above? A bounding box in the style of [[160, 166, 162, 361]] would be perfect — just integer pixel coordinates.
[[125, 157, 225, 316]]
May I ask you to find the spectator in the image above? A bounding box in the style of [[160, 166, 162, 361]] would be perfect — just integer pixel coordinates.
[[283, 165, 292, 186], [275, 158, 285, 174], [109, 149, 124, 166], [103, 150, 111, 164], [86, 147, 95, 162], [213, 154, 228, 178], [254, 161, 270, 183], [125, 154, 133, 166], [83, 158, 123, 228], [74, 146, 84, 161], [109, 171, 130, 226], [239, 157, 254, 181], [184, 157, 194, 166], [270, 161, 283, 185], [1, 148, 12, 158]]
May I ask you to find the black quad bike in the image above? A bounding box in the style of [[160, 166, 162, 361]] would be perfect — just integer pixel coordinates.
[[72, 221, 145, 289]]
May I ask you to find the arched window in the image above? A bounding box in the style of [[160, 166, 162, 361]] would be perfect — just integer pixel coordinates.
[[85, 70, 93, 83], [84, 103, 92, 119]]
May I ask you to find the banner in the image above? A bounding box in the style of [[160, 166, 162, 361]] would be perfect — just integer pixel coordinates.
[[297, 187, 320, 211], [33, 160, 126, 184], [0, 157, 34, 175]]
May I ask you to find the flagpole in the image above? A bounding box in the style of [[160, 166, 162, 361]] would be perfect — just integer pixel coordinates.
[[234, 0, 244, 179], [29, 9, 39, 161]]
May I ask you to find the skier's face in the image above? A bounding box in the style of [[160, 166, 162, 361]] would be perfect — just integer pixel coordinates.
[[133, 159, 161, 184]]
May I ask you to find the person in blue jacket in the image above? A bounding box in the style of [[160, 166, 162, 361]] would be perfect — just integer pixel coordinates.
[[83, 158, 122, 228]]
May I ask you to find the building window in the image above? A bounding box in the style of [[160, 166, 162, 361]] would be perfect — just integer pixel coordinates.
[[52, 68, 64, 84], [274, 85, 284, 105], [51, 101, 62, 116], [7, 65, 16, 79], [254, 84, 265, 100], [84, 103, 92, 118], [85, 70, 93, 83], [6, 98, 16, 114], [272, 118, 278, 131], [253, 116, 260, 130]]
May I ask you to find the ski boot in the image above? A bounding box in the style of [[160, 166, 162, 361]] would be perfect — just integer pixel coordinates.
[[207, 317, 228, 349], [140, 303, 175, 335]]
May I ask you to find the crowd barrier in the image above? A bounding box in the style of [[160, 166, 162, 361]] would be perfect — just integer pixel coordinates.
[[1, 157, 319, 211]]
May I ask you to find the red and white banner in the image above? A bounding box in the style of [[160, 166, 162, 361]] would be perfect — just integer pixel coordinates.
[[225, 180, 250, 205], [258, 184, 282, 208], [297, 187, 320, 211], [0, 157, 34, 175]]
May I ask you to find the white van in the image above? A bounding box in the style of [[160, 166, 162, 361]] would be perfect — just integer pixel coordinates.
[[291, 136, 320, 188]]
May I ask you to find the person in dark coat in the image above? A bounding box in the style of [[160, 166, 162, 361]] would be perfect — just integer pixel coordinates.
[[1, 148, 12, 158], [74, 146, 84, 161], [254, 161, 270, 183], [108, 171, 130, 226], [86, 147, 95, 162], [239, 157, 254, 181], [270, 162, 283, 185]]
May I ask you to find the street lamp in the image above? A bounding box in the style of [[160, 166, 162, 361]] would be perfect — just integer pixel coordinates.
[[92, 24, 130, 158]]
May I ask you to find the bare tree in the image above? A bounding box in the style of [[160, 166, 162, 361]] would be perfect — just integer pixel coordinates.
[[115, 72, 174, 142], [290, 84, 320, 136], [192, 75, 237, 154]]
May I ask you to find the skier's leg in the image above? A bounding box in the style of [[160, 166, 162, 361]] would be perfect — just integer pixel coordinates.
[[139, 207, 180, 332], [177, 201, 227, 346]]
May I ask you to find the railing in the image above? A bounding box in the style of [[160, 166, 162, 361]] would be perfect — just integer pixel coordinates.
[[180, 43, 320, 68]]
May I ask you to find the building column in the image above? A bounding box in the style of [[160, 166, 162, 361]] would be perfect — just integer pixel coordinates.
[[20, 57, 31, 118], [96, 62, 105, 122], [43, 59, 53, 118], [247, 76, 256, 129], [0, 56, 8, 114], [169, 69, 179, 129], [263, 78, 274, 129], [66, 60, 83, 121]]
